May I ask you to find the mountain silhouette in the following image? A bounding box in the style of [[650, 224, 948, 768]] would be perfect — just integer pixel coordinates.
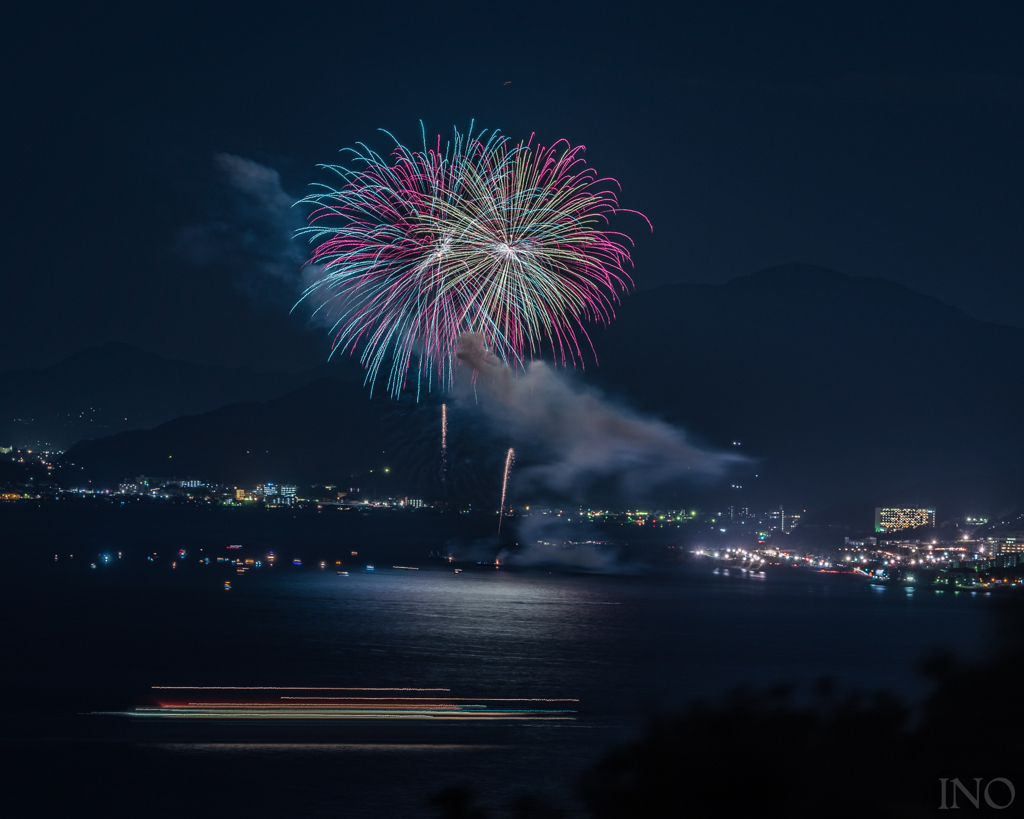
[[590, 263, 1024, 507], [0, 342, 352, 449], [53, 266, 1024, 510], [56, 378, 392, 488]]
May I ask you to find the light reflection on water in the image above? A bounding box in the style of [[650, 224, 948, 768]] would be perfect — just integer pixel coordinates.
[[137, 567, 996, 816], [216, 565, 996, 714], [2, 563, 1003, 818]]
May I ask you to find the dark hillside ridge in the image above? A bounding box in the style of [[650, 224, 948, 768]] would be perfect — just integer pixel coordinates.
[[56, 265, 1024, 509], [59, 378, 388, 488], [0, 342, 356, 449], [591, 264, 1024, 507]]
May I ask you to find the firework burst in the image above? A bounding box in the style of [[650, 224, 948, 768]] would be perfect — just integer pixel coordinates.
[[296, 124, 648, 397]]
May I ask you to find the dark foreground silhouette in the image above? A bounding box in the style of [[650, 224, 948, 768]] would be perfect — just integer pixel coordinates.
[[431, 597, 1024, 818]]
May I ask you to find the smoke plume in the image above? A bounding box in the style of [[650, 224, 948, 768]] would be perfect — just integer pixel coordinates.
[[498, 513, 635, 573], [172, 153, 313, 302], [455, 333, 743, 502]]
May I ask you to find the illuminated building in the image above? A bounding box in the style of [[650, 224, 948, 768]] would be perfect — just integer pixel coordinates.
[[764, 506, 801, 534], [874, 507, 936, 533], [998, 535, 1024, 555]]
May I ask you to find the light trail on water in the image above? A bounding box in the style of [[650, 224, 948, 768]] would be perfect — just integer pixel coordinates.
[[103, 685, 580, 722]]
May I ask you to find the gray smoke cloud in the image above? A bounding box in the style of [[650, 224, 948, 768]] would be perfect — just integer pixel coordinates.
[[455, 332, 744, 501], [215, 153, 293, 212], [444, 516, 635, 574], [498, 513, 635, 573], [172, 153, 319, 300]]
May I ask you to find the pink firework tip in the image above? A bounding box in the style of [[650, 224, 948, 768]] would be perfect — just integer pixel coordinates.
[[295, 123, 650, 398]]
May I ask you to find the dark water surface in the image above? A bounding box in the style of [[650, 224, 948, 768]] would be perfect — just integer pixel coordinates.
[[0, 560, 997, 817]]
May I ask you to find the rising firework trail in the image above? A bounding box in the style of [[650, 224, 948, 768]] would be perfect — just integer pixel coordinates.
[[440, 403, 448, 483], [498, 447, 515, 533], [296, 123, 649, 398]]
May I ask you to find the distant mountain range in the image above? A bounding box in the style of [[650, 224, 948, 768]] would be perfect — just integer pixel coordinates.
[[55, 378, 392, 489], [49, 265, 1024, 513], [0, 342, 355, 449], [590, 264, 1024, 510]]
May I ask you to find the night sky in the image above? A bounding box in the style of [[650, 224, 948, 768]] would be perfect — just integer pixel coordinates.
[[3, 2, 1022, 372]]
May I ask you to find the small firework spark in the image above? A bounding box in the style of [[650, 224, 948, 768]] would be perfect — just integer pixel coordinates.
[[296, 124, 648, 398], [498, 447, 515, 533]]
